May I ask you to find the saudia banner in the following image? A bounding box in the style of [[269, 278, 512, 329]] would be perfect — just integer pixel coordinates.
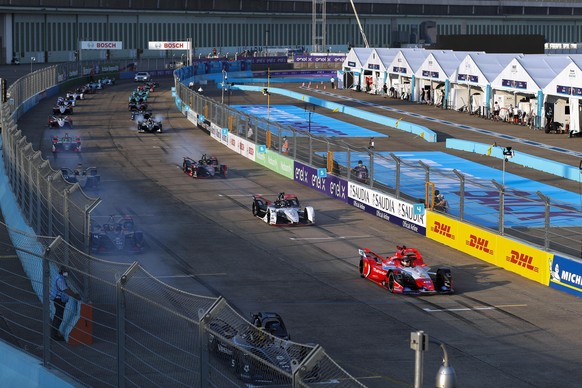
[[347, 182, 426, 235]]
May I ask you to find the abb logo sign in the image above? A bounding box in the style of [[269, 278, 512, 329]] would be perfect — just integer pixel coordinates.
[[431, 221, 454, 240], [466, 234, 493, 255], [506, 250, 538, 273]]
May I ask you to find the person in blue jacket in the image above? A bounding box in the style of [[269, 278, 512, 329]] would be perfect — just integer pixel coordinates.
[[50, 266, 80, 341]]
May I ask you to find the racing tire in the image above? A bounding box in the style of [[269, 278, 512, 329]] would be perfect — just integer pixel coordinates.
[[252, 202, 259, 216], [387, 272, 396, 293], [359, 260, 365, 278], [436, 268, 453, 292]]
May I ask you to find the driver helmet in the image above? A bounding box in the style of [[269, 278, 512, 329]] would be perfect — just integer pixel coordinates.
[[401, 257, 411, 267]]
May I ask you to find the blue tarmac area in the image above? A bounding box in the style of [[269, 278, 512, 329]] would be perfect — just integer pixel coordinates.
[[331, 151, 582, 228], [231, 104, 388, 138]]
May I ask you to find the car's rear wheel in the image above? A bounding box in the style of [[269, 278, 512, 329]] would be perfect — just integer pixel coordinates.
[[387, 272, 395, 293], [359, 260, 365, 278], [252, 202, 258, 216]]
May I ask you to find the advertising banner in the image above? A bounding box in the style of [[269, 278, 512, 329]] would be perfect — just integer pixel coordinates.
[[426, 211, 458, 247], [224, 134, 256, 162], [497, 237, 549, 284], [148, 41, 191, 50], [293, 162, 348, 202], [255, 150, 294, 179], [347, 182, 426, 235], [455, 223, 498, 266], [186, 109, 198, 126], [549, 255, 582, 296], [80, 41, 123, 50]]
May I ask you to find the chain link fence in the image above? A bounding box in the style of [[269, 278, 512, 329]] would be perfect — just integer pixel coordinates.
[[0, 63, 367, 386]]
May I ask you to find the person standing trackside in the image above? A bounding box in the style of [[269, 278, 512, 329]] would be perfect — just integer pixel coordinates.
[[50, 266, 81, 341], [281, 136, 289, 155], [330, 77, 335, 89]]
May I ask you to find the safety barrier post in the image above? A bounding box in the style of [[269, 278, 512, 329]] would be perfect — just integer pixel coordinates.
[[390, 153, 401, 198], [537, 191, 551, 250], [198, 297, 226, 388], [116, 262, 140, 388], [327, 151, 334, 173], [425, 181, 435, 209], [453, 169, 465, 220], [492, 180, 504, 235]]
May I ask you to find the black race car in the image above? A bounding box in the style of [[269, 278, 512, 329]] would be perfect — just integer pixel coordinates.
[[52, 133, 81, 153], [131, 108, 153, 121], [182, 155, 227, 178], [129, 100, 148, 112], [137, 117, 163, 133], [207, 318, 294, 385], [91, 215, 145, 254], [61, 165, 100, 189], [251, 312, 290, 340]]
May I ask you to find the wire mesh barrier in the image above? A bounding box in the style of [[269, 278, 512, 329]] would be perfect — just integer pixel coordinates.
[[0, 64, 367, 386], [175, 79, 582, 259], [0, 224, 364, 387]]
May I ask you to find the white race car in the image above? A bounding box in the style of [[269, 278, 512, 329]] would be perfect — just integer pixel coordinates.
[[252, 192, 315, 226]]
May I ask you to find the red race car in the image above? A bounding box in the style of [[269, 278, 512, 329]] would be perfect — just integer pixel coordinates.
[[358, 246, 453, 295]]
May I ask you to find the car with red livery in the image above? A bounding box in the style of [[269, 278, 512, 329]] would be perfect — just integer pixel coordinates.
[[358, 246, 453, 294]]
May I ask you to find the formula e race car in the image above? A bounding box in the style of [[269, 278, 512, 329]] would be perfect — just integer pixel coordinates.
[[61, 165, 100, 189], [252, 193, 315, 226], [52, 133, 81, 152], [131, 108, 153, 121], [52, 102, 73, 115], [207, 318, 296, 385], [99, 77, 115, 86], [358, 246, 453, 295], [66, 89, 85, 100], [90, 215, 145, 254], [251, 312, 290, 341], [48, 115, 73, 128], [182, 155, 227, 178], [137, 116, 162, 133], [129, 100, 148, 112]]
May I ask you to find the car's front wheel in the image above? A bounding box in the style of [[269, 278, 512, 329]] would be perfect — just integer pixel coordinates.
[[252, 202, 258, 216], [387, 272, 396, 293]]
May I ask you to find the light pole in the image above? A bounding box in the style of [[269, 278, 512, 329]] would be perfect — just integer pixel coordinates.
[[305, 103, 315, 134], [221, 69, 228, 104], [30, 56, 36, 74], [502, 146, 514, 186]]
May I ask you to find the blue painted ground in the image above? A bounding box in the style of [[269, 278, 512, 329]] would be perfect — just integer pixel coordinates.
[[231, 105, 388, 138], [330, 151, 582, 228]]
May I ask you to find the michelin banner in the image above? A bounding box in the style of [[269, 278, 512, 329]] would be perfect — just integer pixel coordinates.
[[347, 182, 426, 235], [549, 255, 582, 297]]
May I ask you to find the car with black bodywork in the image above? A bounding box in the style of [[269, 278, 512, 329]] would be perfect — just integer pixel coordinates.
[[91, 215, 145, 254], [182, 155, 227, 178], [61, 165, 100, 189], [137, 116, 162, 133]]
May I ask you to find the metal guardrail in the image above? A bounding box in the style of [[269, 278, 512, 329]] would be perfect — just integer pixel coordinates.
[[0, 61, 366, 386]]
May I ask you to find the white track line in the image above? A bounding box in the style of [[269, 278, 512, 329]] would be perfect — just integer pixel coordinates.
[[423, 304, 527, 312]]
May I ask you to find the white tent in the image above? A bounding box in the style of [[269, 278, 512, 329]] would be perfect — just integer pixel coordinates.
[[543, 55, 582, 134], [385, 49, 430, 100], [341, 47, 373, 89], [452, 52, 519, 114], [414, 50, 474, 106], [492, 54, 572, 126], [362, 47, 419, 95]]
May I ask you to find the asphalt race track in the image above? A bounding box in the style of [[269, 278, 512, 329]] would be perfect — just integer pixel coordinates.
[[15, 77, 582, 388]]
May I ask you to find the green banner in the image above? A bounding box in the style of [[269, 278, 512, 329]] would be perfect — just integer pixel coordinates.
[[255, 150, 294, 179]]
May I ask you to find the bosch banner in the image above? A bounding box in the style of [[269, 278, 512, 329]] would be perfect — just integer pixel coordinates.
[[148, 41, 191, 50], [81, 41, 123, 50]]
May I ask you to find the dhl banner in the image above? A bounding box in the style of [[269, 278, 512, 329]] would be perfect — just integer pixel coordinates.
[[426, 210, 549, 285]]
